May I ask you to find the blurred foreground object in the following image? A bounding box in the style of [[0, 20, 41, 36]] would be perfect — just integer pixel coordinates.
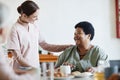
[[108, 74, 120, 80], [0, 2, 9, 26], [0, 2, 10, 44]]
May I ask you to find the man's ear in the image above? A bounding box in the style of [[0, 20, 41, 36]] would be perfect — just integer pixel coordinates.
[[87, 34, 91, 39]]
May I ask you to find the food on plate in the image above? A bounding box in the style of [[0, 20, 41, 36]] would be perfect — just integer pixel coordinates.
[[47, 68, 68, 77], [54, 72, 65, 77], [71, 71, 81, 76], [74, 72, 93, 78], [82, 72, 93, 76]]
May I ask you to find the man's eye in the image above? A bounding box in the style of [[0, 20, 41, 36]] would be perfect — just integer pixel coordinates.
[[76, 33, 82, 34]]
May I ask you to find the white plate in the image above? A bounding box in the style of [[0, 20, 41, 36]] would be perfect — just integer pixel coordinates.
[[49, 76, 74, 80], [75, 72, 93, 78]]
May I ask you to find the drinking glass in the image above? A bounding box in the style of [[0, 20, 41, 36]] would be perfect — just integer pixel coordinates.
[[94, 60, 107, 80], [97, 60, 106, 72]]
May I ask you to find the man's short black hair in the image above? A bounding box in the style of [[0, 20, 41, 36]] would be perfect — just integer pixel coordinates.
[[75, 21, 94, 40]]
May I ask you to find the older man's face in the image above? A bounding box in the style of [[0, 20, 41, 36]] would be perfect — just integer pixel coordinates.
[[74, 27, 89, 46]]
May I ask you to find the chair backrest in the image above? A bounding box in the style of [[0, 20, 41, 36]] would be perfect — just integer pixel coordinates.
[[109, 60, 120, 72], [39, 54, 58, 62]]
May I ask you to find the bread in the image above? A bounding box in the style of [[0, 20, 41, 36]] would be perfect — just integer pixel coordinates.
[[54, 72, 62, 77], [54, 72, 66, 77]]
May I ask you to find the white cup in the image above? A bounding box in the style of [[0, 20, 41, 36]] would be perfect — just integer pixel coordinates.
[[60, 65, 71, 76]]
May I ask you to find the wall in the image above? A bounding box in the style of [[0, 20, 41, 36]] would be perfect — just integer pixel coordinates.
[[1, 0, 120, 60]]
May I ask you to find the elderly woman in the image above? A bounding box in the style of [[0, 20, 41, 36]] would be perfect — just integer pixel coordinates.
[[55, 21, 109, 72]]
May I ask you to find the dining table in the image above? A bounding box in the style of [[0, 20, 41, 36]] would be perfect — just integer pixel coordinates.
[[40, 76, 94, 80]]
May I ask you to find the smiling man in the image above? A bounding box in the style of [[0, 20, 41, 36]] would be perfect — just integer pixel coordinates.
[[55, 21, 109, 73]]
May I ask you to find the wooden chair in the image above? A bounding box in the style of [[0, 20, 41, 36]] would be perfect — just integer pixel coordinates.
[[39, 54, 58, 62], [39, 54, 58, 78], [8, 52, 58, 63]]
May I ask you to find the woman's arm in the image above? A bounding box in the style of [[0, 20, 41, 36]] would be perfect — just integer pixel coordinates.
[[8, 49, 31, 67], [39, 41, 72, 52], [7, 27, 31, 67]]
